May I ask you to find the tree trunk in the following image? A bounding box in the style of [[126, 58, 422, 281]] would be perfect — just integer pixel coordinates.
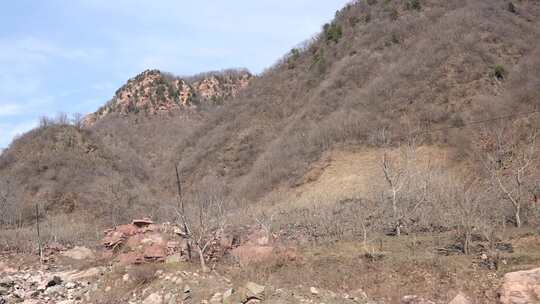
[[197, 246, 210, 273], [515, 205, 522, 228], [361, 222, 368, 251], [463, 231, 471, 255], [35, 204, 43, 263], [392, 190, 401, 237]]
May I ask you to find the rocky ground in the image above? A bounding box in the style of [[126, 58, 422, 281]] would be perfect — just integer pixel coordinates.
[[0, 257, 374, 304], [3, 256, 539, 304], [1, 219, 539, 304]]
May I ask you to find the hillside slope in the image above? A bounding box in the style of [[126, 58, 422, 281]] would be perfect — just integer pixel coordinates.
[[173, 0, 540, 201]]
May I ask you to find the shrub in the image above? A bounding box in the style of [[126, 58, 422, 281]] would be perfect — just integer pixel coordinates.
[[288, 48, 301, 69], [391, 33, 401, 45], [406, 0, 422, 11], [365, 13, 372, 23], [493, 65, 507, 80], [323, 22, 343, 43], [507, 2, 517, 14], [349, 16, 360, 27], [290, 48, 300, 60], [389, 8, 399, 21]]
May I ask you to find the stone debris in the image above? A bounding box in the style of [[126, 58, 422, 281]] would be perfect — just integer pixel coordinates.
[[0, 271, 86, 304]]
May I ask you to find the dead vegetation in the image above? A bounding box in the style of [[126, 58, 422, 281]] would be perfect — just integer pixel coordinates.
[[1, 1, 540, 301]]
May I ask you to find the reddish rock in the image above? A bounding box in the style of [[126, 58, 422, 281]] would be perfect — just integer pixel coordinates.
[[500, 267, 540, 304], [132, 218, 154, 227], [125, 234, 145, 250], [115, 224, 139, 236], [102, 231, 125, 248], [144, 244, 167, 261], [117, 252, 144, 265], [141, 233, 167, 246]]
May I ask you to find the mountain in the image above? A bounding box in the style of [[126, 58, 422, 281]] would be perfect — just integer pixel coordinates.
[[82, 69, 252, 126], [2, 0, 539, 225], [2, 0, 540, 302]]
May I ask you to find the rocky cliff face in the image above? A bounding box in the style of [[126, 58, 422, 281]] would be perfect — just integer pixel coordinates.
[[83, 69, 252, 126]]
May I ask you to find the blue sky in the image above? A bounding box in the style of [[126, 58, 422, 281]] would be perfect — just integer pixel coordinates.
[[0, 0, 351, 149]]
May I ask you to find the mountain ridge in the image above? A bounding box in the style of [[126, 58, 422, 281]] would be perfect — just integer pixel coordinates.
[[82, 68, 252, 126]]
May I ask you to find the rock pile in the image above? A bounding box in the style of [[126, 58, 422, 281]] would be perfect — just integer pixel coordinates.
[[102, 219, 188, 265], [0, 269, 94, 304]]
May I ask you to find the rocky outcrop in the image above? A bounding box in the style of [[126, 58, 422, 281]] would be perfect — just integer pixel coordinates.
[[102, 219, 185, 265], [83, 69, 252, 126], [500, 267, 540, 304]]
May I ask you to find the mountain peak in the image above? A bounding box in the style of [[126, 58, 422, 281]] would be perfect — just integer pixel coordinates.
[[83, 68, 252, 126]]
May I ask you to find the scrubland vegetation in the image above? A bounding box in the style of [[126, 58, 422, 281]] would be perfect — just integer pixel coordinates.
[[1, 0, 540, 301]]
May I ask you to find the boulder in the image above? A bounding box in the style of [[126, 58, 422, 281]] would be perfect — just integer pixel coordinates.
[[61, 246, 95, 260], [209, 292, 222, 304], [46, 276, 62, 287], [500, 267, 540, 304], [143, 292, 163, 304], [448, 292, 471, 304], [144, 244, 167, 261], [45, 285, 65, 296], [0, 277, 14, 288], [102, 231, 125, 248], [133, 218, 154, 227], [245, 281, 265, 299]]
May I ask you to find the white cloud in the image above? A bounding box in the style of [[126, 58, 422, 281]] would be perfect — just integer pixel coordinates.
[[0, 104, 23, 117]]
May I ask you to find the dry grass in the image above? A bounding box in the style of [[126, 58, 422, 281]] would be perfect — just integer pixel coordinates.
[[228, 230, 540, 303], [0, 214, 101, 252]]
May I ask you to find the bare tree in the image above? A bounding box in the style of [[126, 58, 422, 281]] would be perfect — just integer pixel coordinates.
[[352, 198, 380, 253], [0, 179, 12, 227], [55, 112, 70, 125], [480, 126, 537, 228], [446, 178, 486, 255], [380, 134, 425, 236], [255, 211, 276, 243], [71, 113, 84, 129], [175, 173, 228, 272]]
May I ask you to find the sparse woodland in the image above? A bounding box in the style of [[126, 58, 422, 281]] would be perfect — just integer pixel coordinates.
[[1, 0, 540, 302]]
